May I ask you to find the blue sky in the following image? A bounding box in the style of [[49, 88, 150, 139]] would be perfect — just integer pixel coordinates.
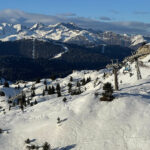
[[0, 0, 150, 23], [0, 0, 150, 35]]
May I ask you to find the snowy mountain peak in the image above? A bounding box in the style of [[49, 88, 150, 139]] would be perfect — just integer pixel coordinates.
[[131, 35, 146, 46], [0, 22, 149, 47], [30, 22, 45, 30]]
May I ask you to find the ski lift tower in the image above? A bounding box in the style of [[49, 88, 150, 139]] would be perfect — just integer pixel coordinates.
[[125, 53, 144, 80], [32, 37, 36, 59], [106, 59, 120, 91], [124, 52, 150, 80]]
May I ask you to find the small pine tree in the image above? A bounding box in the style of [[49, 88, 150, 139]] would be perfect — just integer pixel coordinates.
[[57, 117, 61, 124], [57, 91, 61, 97], [70, 76, 73, 82], [103, 73, 106, 79], [0, 128, 2, 133], [68, 83, 72, 93], [42, 142, 51, 150], [81, 78, 86, 86], [45, 85, 48, 91], [0, 91, 5, 96], [56, 83, 61, 92], [34, 99, 37, 105], [76, 81, 81, 87], [30, 102, 33, 106], [42, 90, 45, 96], [86, 77, 91, 83], [31, 90, 35, 97], [25, 138, 30, 144], [48, 86, 52, 95], [71, 88, 82, 95], [30, 145, 36, 149], [4, 81, 9, 87], [20, 105, 24, 112], [44, 80, 47, 85], [51, 86, 55, 94], [17, 85, 20, 89], [62, 97, 67, 103], [100, 82, 114, 101]]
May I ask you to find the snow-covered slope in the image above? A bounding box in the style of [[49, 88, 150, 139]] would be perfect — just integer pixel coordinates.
[[131, 35, 146, 46], [1, 54, 150, 149]]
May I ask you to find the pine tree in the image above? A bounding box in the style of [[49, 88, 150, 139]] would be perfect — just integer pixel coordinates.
[[34, 99, 37, 105], [68, 83, 72, 93], [76, 81, 81, 87], [45, 85, 48, 91], [20, 105, 24, 112], [81, 78, 86, 85], [19, 93, 26, 107], [51, 86, 55, 94], [56, 83, 61, 92], [70, 76, 73, 82], [100, 82, 114, 101], [0, 128, 2, 134], [44, 80, 47, 85], [103, 73, 106, 79], [48, 86, 51, 95], [30, 102, 33, 106], [4, 81, 9, 87], [57, 117, 61, 124], [86, 77, 91, 83], [57, 91, 61, 97], [62, 97, 67, 103], [42, 142, 51, 150], [17, 85, 20, 89], [31, 90, 35, 97], [25, 138, 30, 144], [42, 90, 45, 96]]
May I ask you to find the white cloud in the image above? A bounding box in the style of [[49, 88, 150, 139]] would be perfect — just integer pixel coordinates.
[[0, 9, 150, 35], [99, 16, 112, 21]]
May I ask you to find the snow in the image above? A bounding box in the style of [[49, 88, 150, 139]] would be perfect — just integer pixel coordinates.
[[0, 22, 131, 46], [1, 55, 150, 149], [131, 35, 146, 46], [52, 44, 69, 59]]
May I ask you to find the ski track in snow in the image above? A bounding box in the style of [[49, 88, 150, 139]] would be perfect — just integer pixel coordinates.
[[52, 44, 69, 59]]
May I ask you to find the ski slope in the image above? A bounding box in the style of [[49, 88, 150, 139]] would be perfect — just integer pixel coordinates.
[[1, 55, 150, 150]]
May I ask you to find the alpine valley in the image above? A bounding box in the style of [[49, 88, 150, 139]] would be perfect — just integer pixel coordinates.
[[0, 22, 149, 81]]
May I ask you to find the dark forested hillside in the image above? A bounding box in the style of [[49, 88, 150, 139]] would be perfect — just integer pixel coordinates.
[[0, 40, 133, 81]]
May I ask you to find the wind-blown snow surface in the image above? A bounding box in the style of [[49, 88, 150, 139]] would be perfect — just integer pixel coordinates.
[[1, 55, 150, 150]]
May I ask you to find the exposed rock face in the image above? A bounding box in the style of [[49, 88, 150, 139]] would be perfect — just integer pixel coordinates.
[[101, 31, 131, 47], [137, 44, 150, 55]]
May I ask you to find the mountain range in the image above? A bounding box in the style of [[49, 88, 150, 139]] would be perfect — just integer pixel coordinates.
[[0, 22, 149, 48], [0, 22, 149, 81]]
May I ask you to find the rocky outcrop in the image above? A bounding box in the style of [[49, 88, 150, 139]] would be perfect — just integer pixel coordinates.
[[137, 44, 150, 55]]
